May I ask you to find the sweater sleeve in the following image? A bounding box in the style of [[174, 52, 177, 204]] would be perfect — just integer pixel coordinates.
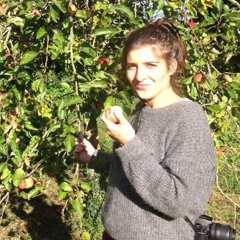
[[115, 105, 217, 220], [88, 150, 112, 172]]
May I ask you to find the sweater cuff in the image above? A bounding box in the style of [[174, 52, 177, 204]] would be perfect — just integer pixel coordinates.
[[88, 150, 111, 172]]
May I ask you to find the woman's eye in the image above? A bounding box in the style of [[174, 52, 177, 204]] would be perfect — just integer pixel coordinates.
[[147, 63, 157, 68], [126, 65, 136, 70]]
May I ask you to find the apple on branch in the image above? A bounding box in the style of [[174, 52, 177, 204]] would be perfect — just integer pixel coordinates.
[[68, 3, 78, 14], [19, 177, 34, 189], [96, 100, 104, 110], [193, 73, 205, 83], [186, 21, 195, 29], [98, 56, 110, 65], [0, 90, 8, 100]]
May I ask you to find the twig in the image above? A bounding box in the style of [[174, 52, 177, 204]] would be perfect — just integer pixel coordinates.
[[0, 192, 9, 225], [43, 34, 50, 73], [216, 171, 240, 229], [27, 159, 44, 177], [227, 0, 240, 9], [61, 199, 69, 223], [69, 17, 81, 180]]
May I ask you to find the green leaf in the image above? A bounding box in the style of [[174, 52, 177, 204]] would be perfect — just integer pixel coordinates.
[[186, 3, 198, 18], [81, 182, 91, 192], [0, 144, 7, 155], [0, 162, 7, 172], [20, 51, 38, 65], [82, 232, 91, 240], [206, 105, 221, 113], [119, 91, 132, 105], [12, 86, 21, 100], [181, 76, 193, 85], [50, 5, 59, 22], [90, 79, 108, 88], [22, 136, 40, 158], [215, 0, 223, 11], [225, 12, 240, 21], [58, 189, 68, 200], [61, 126, 75, 137], [64, 135, 75, 153], [157, 0, 165, 9], [25, 124, 38, 131], [9, 139, 22, 163], [60, 82, 72, 90], [113, 4, 134, 20], [3, 174, 12, 191], [70, 198, 84, 219], [36, 27, 47, 39], [76, 10, 87, 18], [12, 168, 25, 187], [1, 164, 12, 180], [91, 27, 120, 37], [201, 0, 214, 7], [53, 29, 65, 45], [58, 101, 66, 120], [27, 188, 39, 200], [17, 71, 30, 79], [59, 182, 73, 192], [49, 124, 61, 133], [104, 96, 116, 109], [32, 79, 41, 92], [62, 95, 82, 108], [87, 111, 98, 131], [52, 0, 67, 13], [168, 1, 181, 9]]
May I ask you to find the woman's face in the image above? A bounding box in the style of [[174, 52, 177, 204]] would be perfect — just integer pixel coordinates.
[[126, 45, 177, 107]]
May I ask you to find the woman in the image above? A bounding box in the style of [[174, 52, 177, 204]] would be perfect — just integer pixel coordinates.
[[74, 18, 217, 240]]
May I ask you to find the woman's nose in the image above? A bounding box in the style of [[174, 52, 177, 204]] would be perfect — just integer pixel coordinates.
[[135, 66, 146, 81]]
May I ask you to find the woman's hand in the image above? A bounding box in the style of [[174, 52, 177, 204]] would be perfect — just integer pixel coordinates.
[[73, 133, 96, 163], [101, 106, 135, 145]]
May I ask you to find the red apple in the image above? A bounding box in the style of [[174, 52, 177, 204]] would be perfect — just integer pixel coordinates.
[[68, 3, 78, 14], [193, 73, 205, 83], [97, 100, 104, 109], [186, 21, 195, 29], [19, 181, 27, 189], [31, 8, 39, 17], [98, 57, 110, 65], [25, 177, 34, 189], [215, 148, 222, 155], [5, 63, 11, 69], [105, 106, 122, 124], [0, 90, 8, 100], [0, 4, 5, 14], [7, 113, 17, 121], [6, 52, 12, 57], [47, 169, 54, 177]]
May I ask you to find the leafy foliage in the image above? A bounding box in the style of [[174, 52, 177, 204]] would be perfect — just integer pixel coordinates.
[[0, 0, 239, 238]]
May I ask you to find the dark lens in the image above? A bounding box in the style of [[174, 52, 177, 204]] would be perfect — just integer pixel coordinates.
[[210, 223, 236, 240]]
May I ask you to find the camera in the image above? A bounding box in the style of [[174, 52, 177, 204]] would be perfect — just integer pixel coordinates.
[[194, 215, 236, 240]]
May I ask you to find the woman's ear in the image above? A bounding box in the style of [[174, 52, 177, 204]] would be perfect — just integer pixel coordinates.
[[169, 59, 178, 76]]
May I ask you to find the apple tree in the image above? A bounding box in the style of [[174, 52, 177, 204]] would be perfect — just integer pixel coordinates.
[[0, 0, 239, 238]]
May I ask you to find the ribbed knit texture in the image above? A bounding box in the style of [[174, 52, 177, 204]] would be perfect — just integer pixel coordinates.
[[92, 99, 217, 240]]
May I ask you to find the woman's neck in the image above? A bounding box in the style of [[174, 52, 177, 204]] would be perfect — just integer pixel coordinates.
[[146, 88, 181, 109]]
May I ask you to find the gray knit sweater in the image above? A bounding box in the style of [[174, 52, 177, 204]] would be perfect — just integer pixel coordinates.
[[91, 99, 217, 240]]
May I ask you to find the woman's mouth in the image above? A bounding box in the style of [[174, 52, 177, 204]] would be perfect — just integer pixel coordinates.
[[135, 84, 150, 90]]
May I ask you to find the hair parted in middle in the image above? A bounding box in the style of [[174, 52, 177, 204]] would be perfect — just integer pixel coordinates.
[[121, 18, 187, 96]]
